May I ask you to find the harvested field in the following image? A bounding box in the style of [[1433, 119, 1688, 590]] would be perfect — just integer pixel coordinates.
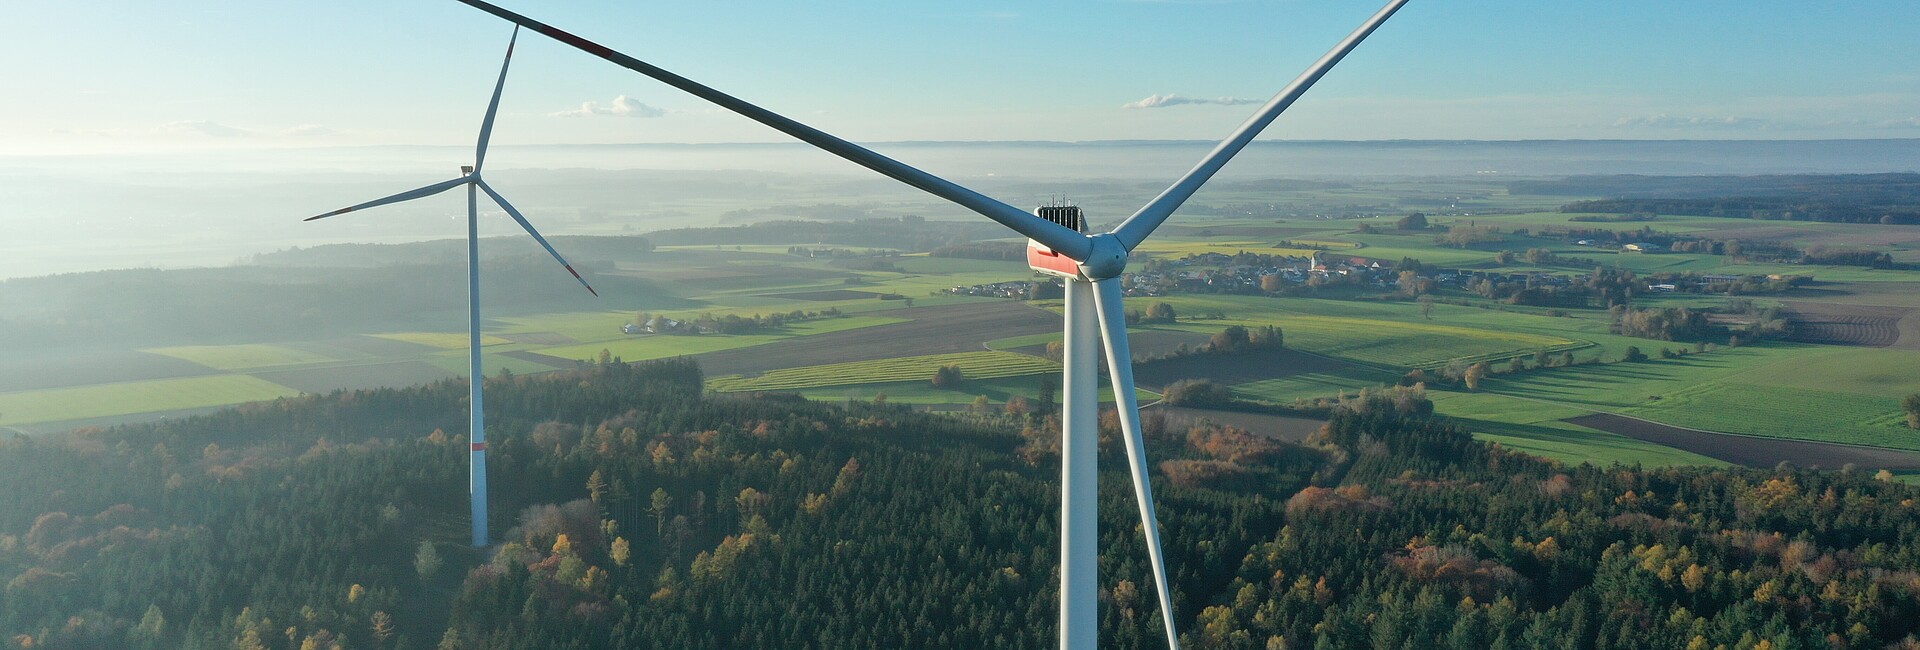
[[0, 350, 220, 392], [1147, 405, 1325, 443], [690, 302, 1057, 378], [1780, 301, 1909, 347], [499, 332, 578, 346], [760, 289, 881, 301], [1133, 348, 1358, 391], [250, 361, 457, 394], [501, 350, 578, 368], [1565, 412, 1920, 470]]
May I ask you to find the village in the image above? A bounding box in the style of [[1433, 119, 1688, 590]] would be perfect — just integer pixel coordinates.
[[944, 249, 1800, 303]]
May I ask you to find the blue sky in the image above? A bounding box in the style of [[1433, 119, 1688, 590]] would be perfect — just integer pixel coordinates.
[[6, 0, 1918, 154]]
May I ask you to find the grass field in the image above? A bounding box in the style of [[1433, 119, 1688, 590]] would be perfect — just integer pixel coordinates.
[[707, 351, 1059, 392], [1144, 295, 1582, 368], [1732, 347, 1920, 398], [770, 375, 1152, 406], [1472, 343, 1920, 452], [1428, 391, 1728, 468], [534, 315, 908, 363], [146, 344, 347, 371], [1628, 383, 1916, 452], [1227, 364, 1404, 405], [0, 375, 301, 426]]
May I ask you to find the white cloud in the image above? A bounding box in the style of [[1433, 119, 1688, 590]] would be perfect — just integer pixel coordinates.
[[553, 95, 667, 118], [1122, 94, 1262, 109], [162, 120, 250, 137]]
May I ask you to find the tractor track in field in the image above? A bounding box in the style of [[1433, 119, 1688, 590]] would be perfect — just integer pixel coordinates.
[[1778, 301, 1910, 348]]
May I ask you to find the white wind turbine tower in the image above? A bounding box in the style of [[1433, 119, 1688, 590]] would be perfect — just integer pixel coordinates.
[[301, 26, 597, 548], [452, 0, 1410, 645]]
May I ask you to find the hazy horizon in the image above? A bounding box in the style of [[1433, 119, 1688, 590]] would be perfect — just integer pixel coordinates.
[[4, 138, 1918, 281]]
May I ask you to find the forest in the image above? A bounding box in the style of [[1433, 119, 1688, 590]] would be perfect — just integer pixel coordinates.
[[3, 360, 1919, 649], [1511, 174, 1920, 224]]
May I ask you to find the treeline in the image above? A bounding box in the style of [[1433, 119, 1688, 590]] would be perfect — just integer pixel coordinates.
[[1562, 198, 1920, 225], [1514, 173, 1920, 221], [1610, 304, 1790, 344], [5, 362, 1920, 648]]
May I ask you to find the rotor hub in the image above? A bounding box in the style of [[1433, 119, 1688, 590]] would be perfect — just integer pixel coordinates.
[[1077, 234, 1128, 281]]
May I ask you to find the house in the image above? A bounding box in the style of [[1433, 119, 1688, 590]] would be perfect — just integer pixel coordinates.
[[1622, 243, 1663, 253], [622, 323, 641, 335], [1647, 283, 1677, 292], [646, 316, 683, 333]]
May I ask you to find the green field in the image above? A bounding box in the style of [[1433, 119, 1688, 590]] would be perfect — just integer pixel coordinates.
[[1469, 344, 1920, 452], [1428, 391, 1728, 468], [1630, 383, 1915, 451], [1143, 295, 1583, 368], [769, 375, 1153, 406], [533, 315, 907, 363], [0, 375, 301, 426], [146, 344, 345, 371], [1228, 364, 1404, 405], [708, 351, 1059, 392], [21, 181, 1920, 471]]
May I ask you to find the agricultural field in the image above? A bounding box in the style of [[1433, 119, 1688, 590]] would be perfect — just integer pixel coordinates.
[[369, 332, 515, 350], [1135, 295, 1584, 368], [707, 351, 1058, 392], [0, 375, 301, 427], [147, 343, 346, 371], [18, 173, 1920, 475]]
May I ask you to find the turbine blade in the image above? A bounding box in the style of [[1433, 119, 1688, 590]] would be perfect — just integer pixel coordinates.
[[304, 177, 469, 221], [1112, 0, 1411, 251], [475, 26, 520, 174], [476, 179, 598, 296], [1089, 277, 1181, 649], [449, 0, 1090, 260]]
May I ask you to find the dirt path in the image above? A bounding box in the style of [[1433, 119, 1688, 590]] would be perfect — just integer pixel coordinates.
[[1565, 412, 1920, 470]]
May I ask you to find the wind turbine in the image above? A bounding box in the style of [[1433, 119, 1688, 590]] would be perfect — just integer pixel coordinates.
[[302, 26, 597, 548], [450, 0, 1409, 644]]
